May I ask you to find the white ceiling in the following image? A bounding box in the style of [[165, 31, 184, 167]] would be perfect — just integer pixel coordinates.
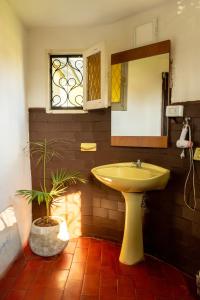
[[8, 0, 169, 28]]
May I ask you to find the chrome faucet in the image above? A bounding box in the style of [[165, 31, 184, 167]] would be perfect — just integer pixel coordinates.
[[133, 159, 142, 168]]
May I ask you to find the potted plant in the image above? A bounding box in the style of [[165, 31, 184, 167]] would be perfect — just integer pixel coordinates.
[[17, 138, 86, 257]]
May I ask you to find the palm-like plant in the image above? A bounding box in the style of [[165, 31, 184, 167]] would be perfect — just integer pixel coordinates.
[[17, 138, 86, 224]]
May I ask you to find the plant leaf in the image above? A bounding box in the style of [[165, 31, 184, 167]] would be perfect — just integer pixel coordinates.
[[16, 189, 50, 204], [51, 169, 86, 189]]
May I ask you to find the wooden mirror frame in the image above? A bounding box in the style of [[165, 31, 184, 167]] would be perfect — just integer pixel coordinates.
[[111, 40, 171, 148]]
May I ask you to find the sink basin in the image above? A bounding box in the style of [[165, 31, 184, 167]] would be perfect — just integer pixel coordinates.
[[91, 162, 170, 265], [91, 162, 170, 193]]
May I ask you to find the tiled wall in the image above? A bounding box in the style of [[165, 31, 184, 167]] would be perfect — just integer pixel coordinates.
[[29, 102, 200, 275]]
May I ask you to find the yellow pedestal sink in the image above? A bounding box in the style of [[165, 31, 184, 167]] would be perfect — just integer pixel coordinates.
[[91, 162, 170, 265]]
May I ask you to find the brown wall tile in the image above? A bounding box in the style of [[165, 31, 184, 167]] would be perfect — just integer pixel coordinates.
[[93, 207, 108, 218], [108, 210, 124, 223], [118, 201, 125, 212], [101, 199, 118, 210], [92, 197, 101, 208]]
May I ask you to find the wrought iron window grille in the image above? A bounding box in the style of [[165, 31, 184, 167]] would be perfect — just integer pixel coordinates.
[[50, 54, 83, 110]]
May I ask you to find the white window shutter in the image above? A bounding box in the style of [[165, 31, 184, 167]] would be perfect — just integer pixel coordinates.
[[83, 42, 109, 110]]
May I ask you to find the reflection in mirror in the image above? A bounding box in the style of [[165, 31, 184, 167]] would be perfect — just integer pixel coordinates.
[[111, 63, 128, 111], [111, 40, 170, 148], [112, 53, 169, 136]]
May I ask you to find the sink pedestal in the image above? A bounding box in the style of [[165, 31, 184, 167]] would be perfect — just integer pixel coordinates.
[[119, 192, 144, 265]]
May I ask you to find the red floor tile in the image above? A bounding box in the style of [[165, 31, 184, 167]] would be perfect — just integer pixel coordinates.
[[26, 288, 63, 300], [28, 270, 52, 289], [100, 264, 116, 276], [87, 240, 102, 259], [43, 288, 63, 300], [4, 289, 26, 300], [0, 289, 9, 300], [100, 272, 117, 288], [23, 259, 43, 272], [117, 297, 136, 300], [48, 270, 69, 289], [54, 253, 73, 270], [82, 274, 100, 296], [63, 279, 83, 300], [0, 276, 16, 294], [135, 289, 155, 300], [0, 237, 198, 300], [156, 297, 173, 300], [64, 240, 77, 254], [5, 258, 26, 278], [23, 245, 42, 260], [117, 262, 137, 276], [99, 286, 117, 298], [77, 237, 91, 248], [85, 260, 101, 275], [68, 262, 85, 281], [171, 284, 191, 298], [80, 296, 99, 300], [117, 275, 134, 297], [149, 277, 171, 297], [37, 259, 55, 274], [12, 271, 37, 290], [24, 288, 44, 300], [101, 250, 116, 271], [73, 247, 88, 263]]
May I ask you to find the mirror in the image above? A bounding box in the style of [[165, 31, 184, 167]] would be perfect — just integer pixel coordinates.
[[111, 40, 171, 148]]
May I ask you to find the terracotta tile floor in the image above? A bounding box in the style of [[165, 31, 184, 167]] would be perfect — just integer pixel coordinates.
[[0, 237, 198, 300]]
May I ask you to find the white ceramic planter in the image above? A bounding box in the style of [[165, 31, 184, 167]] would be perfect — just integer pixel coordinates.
[[29, 216, 69, 257]]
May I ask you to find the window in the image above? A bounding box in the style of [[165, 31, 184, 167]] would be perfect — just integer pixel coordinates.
[[48, 43, 109, 113], [50, 55, 83, 110]]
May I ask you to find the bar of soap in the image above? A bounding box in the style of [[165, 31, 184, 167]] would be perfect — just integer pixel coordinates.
[[80, 143, 97, 151]]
